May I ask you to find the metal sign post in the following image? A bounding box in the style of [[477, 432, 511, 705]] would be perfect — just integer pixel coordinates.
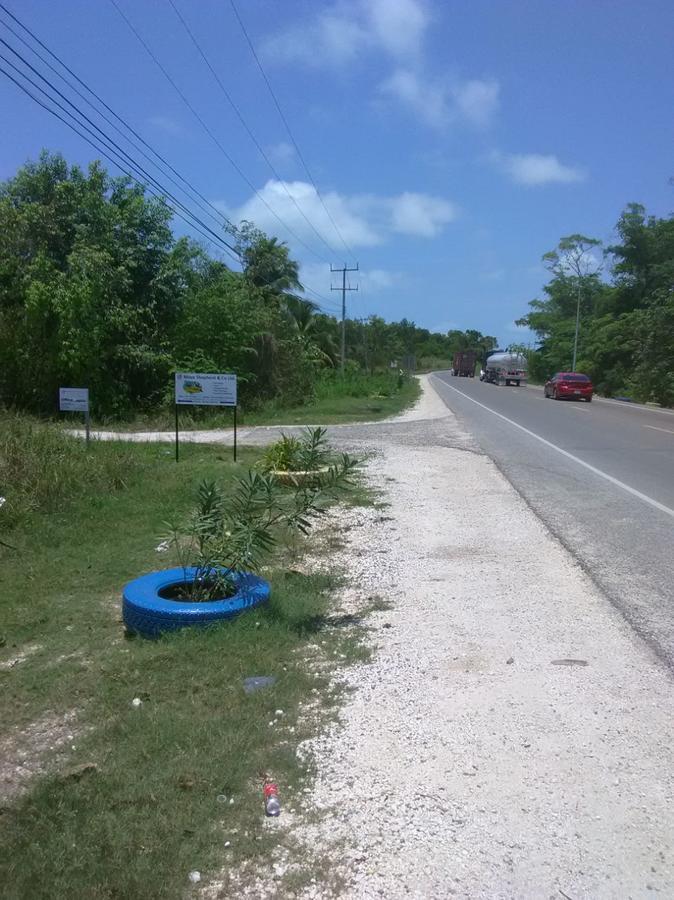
[[174, 372, 238, 462], [59, 387, 90, 443]]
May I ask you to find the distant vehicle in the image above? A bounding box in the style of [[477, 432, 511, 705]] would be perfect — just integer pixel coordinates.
[[544, 372, 593, 402], [451, 350, 477, 377], [483, 351, 527, 386]]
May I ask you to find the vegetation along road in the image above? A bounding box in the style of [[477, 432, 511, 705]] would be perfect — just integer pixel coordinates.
[[432, 372, 674, 668]]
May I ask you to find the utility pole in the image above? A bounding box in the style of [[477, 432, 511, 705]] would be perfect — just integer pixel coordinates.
[[331, 263, 359, 375]]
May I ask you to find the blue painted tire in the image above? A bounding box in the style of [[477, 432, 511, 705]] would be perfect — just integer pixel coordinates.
[[122, 567, 270, 638]]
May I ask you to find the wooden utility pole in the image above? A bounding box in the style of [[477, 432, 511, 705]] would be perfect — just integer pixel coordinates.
[[330, 263, 359, 374]]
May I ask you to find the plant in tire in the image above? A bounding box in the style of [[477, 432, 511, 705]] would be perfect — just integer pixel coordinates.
[[259, 426, 334, 474], [163, 452, 360, 602]]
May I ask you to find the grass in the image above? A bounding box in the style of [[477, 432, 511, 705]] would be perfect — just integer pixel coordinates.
[[243, 372, 420, 426], [92, 372, 421, 431], [0, 410, 144, 527], [0, 427, 372, 899]]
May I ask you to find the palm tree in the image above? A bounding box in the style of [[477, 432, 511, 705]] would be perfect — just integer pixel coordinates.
[[284, 296, 338, 366]]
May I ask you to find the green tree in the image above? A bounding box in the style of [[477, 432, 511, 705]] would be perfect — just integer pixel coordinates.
[[226, 220, 302, 302], [0, 152, 186, 415]]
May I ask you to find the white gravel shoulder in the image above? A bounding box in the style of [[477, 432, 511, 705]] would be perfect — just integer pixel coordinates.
[[275, 382, 674, 898], [67, 374, 449, 444]]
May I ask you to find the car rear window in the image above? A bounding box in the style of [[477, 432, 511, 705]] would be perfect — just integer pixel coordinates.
[[562, 374, 590, 383]]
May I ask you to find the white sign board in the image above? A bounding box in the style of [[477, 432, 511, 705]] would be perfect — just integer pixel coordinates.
[[175, 372, 237, 407], [59, 387, 89, 413]]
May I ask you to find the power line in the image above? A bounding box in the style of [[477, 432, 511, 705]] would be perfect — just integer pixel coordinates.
[[2, 57, 343, 318], [0, 51, 339, 303], [0, 41, 240, 260], [166, 0, 339, 262], [0, 61, 239, 264], [228, 0, 356, 263], [109, 0, 330, 265], [0, 1, 236, 237], [0, 4, 341, 301]]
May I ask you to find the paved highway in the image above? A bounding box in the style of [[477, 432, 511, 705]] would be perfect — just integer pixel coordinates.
[[430, 372, 674, 668]]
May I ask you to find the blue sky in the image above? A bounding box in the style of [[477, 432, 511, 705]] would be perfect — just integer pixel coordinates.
[[1, 0, 673, 345]]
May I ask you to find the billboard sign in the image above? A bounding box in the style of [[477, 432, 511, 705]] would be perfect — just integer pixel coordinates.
[[175, 372, 237, 407], [59, 387, 89, 413]]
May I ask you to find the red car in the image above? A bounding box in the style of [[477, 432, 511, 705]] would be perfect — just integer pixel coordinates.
[[544, 372, 593, 402]]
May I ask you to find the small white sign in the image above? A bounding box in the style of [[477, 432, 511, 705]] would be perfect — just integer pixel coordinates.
[[59, 387, 89, 412], [175, 372, 237, 407]]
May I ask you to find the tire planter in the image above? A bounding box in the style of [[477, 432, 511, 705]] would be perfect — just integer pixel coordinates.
[[270, 466, 330, 487], [122, 567, 270, 638]]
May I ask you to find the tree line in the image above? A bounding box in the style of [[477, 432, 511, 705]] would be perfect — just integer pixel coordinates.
[[518, 203, 674, 404], [0, 152, 495, 418]]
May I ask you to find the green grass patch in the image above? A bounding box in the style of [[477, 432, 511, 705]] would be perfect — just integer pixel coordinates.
[[243, 372, 420, 426], [0, 432, 370, 898], [90, 372, 420, 431], [0, 410, 145, 528]]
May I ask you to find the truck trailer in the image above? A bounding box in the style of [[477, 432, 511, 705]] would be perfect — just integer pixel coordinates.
[[451, 350, 477, 377]]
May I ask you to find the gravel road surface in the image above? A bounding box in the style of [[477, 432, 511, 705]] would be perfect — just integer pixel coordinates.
[[233, 377, 674, 899]]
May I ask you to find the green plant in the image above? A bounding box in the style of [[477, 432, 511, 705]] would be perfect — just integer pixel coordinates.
[[260, 426, 332, 473], [260, 434, 304, 472], [165, 447, 360, 601]]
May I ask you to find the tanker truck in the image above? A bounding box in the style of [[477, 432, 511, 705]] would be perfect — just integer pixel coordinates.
[[483, 351, 528, 386]]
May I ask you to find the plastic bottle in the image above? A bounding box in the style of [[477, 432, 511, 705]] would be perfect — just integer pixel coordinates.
[[263, 781, 281, 817]]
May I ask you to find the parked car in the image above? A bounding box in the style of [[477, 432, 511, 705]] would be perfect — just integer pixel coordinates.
[[544, 372, 593, 402]]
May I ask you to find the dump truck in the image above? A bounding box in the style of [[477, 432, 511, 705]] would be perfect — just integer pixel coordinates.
[[451, 350, 477, 377]]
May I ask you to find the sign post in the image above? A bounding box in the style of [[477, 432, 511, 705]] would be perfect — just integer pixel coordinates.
[[59, 387, 90, 444], [174, 373, 238, 462]]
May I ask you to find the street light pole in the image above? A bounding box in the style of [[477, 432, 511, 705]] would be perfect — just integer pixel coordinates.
[[572, 277, 581, 371]]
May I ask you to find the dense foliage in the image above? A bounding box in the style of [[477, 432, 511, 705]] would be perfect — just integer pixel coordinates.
[[0, 153, 495, 418], [517, 206, 674, 404]]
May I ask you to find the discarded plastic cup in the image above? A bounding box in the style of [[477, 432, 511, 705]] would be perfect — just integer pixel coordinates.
[[188, 870, 201, 884], [216, 794, 227, 804]]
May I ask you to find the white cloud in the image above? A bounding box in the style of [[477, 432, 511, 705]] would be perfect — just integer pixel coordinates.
[[360, 268, 402, 290], [379, 69, 499, 128], [227, 180, 381, 249], [222, 180, 457, 253], [147, 116, 182, 136], [499, 152, 586, 186], [263, 2, 499, 131], [480, 268, 506, 282], [261, 0, 429, 67], [389, 191, 457, 236], [368, 0, 429, 57], [452, 79, 500, 128], [267, 141, 296, 165], [380, 69, 450, 128]]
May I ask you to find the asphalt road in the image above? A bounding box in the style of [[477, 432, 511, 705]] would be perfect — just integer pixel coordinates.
[[430, 372, 674, 669]]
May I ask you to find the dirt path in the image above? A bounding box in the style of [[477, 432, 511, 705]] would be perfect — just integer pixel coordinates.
[[236, 378, 674, 898], [68, 375, 450, 445]]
